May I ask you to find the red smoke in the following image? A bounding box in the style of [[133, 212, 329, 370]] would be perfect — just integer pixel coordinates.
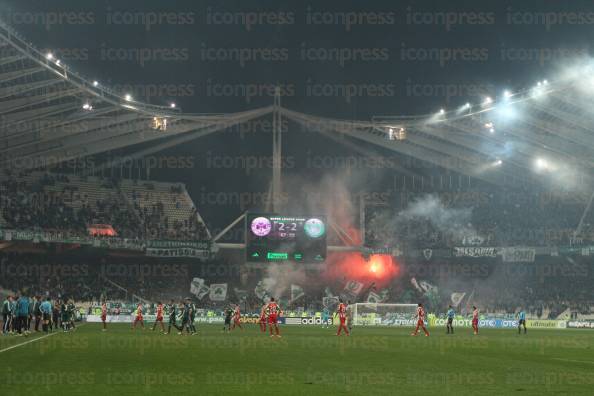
[[323, 252, 401, 288]]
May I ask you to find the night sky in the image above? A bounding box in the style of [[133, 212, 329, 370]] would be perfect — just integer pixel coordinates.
[[3, 0, 593, 232]]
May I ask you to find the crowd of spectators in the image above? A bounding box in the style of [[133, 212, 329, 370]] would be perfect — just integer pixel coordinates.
[[1, 251, 592, 320], [0, 171, 209, 241], [366, 186, 594, 248]]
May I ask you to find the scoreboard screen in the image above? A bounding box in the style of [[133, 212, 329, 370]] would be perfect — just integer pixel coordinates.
[[246, 213, 327, 263]]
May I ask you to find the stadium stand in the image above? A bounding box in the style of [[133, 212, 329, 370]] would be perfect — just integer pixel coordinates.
[[0, 170, 209, 241]]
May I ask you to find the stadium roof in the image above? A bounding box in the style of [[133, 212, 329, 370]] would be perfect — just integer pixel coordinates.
[[1, 18, 593, 189]]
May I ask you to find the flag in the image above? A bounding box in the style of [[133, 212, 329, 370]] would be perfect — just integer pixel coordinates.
[[254, 278, 274, 302], [366, 291, 383, 303], [190, 278, 210, 300], [379, 289, 389, 300], [343, 280, 364, 296], [234, 288, 248, 302], [209, 283, 228, 301], [290, 284, 305, 302], [411, 278, 437, 294], [411, 277, 423, 293], [450, 292, 466, 307], [367, 288, 389, 303], [323, 296, 339, 310]]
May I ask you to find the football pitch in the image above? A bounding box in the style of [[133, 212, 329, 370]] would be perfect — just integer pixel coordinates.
[[2, 324, 594, 395]]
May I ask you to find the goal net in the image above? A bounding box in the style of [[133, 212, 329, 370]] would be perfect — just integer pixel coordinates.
[[352, 303, 418, 326]]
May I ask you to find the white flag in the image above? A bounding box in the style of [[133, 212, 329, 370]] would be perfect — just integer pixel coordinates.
[[450, 292, 466, 307], [209, 283, 228, 301], [190, 278, 210, 300], [367, 291, 382, 303], [344, 280, 364, 296], [291, 284, 305, 302]]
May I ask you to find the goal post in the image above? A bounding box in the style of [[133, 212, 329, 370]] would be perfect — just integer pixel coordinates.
[[352, 303, 418, 326]]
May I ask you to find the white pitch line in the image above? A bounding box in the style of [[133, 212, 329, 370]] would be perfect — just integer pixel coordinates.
[[552, 358, 594, 365], [0, 332, 58, 354]]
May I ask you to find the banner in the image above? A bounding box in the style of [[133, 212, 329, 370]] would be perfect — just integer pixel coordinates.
[[190, 278, 210, 300], [209, 284, 228, 301], [450, 292, 466, 307], [453, 247, 498, 257], [0, 228, 210, 257], [567, 320, 594, 329], [462, 235, 485, 246], [145, 247, 209, 258], [290, 284, 305, 302], [429, 316, 519, 329], [502, 247, 536, 263], [526, 320, 567, 329]]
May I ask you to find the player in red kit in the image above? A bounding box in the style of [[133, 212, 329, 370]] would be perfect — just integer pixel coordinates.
[[259, 304, 267, 332], [152, 302, 165, 333], [265, 298, 281, 338], [472, 306, 479, 335], [100, 301, 107, 332], [131, 303, 144, 330], [411, 303, 429, 337], [231, 304, 243, 331], [336, 299, 349, 336]]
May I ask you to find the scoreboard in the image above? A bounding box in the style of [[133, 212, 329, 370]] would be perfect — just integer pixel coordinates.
[[246, 213, 327, 263]]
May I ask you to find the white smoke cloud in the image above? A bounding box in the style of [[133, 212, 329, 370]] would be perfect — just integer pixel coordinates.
[[369, 194, 479, 247]]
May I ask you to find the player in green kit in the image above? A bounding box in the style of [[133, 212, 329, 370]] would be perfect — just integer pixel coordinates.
[[166, 300, 180, 334], [67, 300, 76, 331], [223, 306, 233, 333], [179, 300, 191, 335], [517, 310, 527, 334], [188, 299, 197, 335], [61, 301, 69, 332]]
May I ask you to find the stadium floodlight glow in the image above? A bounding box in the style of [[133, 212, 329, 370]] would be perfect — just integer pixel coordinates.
[[92, 80, 99, 87], [543, 80, 548, 85], [170, 102, 176, 108], [494, 159, 503, 166], [124, 94, 133, 102], [482, 96, 493, 106], [439, 108, 445, 115], [46, 52, 54, 60], [535, 158, 551, 171], [82, 103, 93, 111], [503, 90, 512, 99], [55, 59, 61, 66]]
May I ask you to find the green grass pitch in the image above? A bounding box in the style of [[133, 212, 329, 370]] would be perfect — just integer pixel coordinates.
[[2, 323, 594, 395]]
